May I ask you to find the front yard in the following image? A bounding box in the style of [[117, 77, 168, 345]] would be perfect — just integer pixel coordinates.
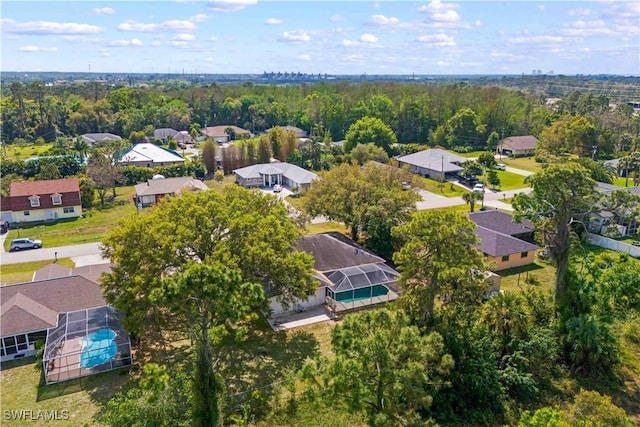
[[499, 156, 543, 173], [3, 186, 137, 251], [417, 177, 469, 197], [1, 258, 75, 285]]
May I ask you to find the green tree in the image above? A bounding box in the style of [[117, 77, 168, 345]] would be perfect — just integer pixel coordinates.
[[35, 163, 61, 181], [349, 143, 389, 166], [302, 309, 454, 426], [518, 407, 563, 427], [486, 169, 501, 190], [444, 108, 486, 148], [78, 176, 95, 209], [344, 116, 397, 155], [462, 190, 483, 212], [257, 134, 272, 163], [201, 139, 217, 177], [392, 210, 486, 325], [463, 160, 484, 178], [92, 138, 127, 198], [304, 162, 419, 242], [478, 151, 497, 169], [101, 186, 316, 336], [72, 138, 90, 161], [151, 263, 266, 427], [486, 131, 500, 152], [565, 389, 633, 426], [513, 163, 598, 313]]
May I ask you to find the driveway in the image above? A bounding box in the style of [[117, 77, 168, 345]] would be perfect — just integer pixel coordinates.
[[0, 242, 104, 266]]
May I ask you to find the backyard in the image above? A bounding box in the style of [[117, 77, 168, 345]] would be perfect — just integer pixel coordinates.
[[2, 143, 54, 161]]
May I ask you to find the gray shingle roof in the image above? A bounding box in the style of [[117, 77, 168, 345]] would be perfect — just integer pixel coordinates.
[[469, 210, 534, 236], [396, 148, 466, 172], [499, 135, 538, 151], [296, 232, 384, 272], [154, 128, 179, 139], [134, 177, 208, 197], [475, 226, 539, 257], [0, 276, 106, 337]]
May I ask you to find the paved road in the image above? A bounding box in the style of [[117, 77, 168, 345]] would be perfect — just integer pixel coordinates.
[[0, 242, 103, 266]]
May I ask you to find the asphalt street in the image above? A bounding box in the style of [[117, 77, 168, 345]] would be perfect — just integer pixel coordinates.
[[0, 242, 103, 266]]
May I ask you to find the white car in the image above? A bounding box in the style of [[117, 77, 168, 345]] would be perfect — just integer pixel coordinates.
[[473, 183, 485, 193], [496, 164, 507, 171], [272, 184, 283, 193], [10, 238, 43, 251]]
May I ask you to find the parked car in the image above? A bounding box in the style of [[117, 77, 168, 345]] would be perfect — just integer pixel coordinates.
[[401, 181, 411, 190], [272, 184, 283, 193], [496, 164, 507, 171], [10, 238, 43, 251], [0, 220, 8, 234], [473, 183, 486, 193]]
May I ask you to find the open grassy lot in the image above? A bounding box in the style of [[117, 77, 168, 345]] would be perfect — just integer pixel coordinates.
[[497, 260, 556, 293], [1, 258, 75, 285], [2, 143, 54, 161], [3, 186, 137, 251], [285, 194, 306, 213], [499, 156, 543, 173], [304, 222, 349, 235], [449, 150, 485, 159]]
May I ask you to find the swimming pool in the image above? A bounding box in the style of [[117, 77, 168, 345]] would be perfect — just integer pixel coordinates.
[[80, 329, 117, 368]]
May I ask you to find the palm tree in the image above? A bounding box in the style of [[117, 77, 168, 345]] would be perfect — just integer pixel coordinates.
[[481, 292, 529, 355], [618, 151, 640, 187], [462, 191, 483, 212], [72, 138, 90, 162]]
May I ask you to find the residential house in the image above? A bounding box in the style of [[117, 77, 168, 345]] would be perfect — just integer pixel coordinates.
[[396, 148, 466, 181], [233, 162, 319, 191], [119, 143, 185, 168], [9, 178, 82, 224], [81, 133, 122, 145], [202, 125, 251, 143], [589, 182, 640, 236], [0, 276, 106, 362], [265, 125, 309, 139], [154, 128, 192, 144], [269, 232, 401, 316], [134, 176, 208, 207], [497, 135, 539, 157], [469, 210, 538, 271]]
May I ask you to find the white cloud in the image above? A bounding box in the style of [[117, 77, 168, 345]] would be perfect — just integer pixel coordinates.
[[93, 7, 115, 15], [341, 39, 359, 47], [298, 54, 311, 61], [190, 14, 209, 23], [169, 40, 190, 48], [118, 20, 196, 33], [266, 18, 283, 25], [417, 0, 459, 14], [370, 15, 400, 26], [431, 10, 460, 22], [174, 33, 195, 41], [360, 33, 378, 43], [205, 57, 215, 62], [108, 38, 143, 47], [538, 5, 545, 11], [417, 32, 456, 47], [61, 35, 103, 44], [207, 0, 257, 12], [568, 8, 591, 17], [1, 19, 103, 35], [18, 45, 58, 52], [509, 35, 565, 44], [151, 41, 163, 47], [347, 54, 363, 62], [278, 30, 310, 43], [330, 14, 344, 22], [209, 36, 218, 42]]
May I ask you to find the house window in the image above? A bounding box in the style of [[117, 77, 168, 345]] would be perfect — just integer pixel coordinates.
[[521, 251, 528, 258], [51, 194, 62, 205], [29, 195, 40, 207], [23, 211, 30, 216], [501, 255, 510, 262], [63, 207, 75, 214]]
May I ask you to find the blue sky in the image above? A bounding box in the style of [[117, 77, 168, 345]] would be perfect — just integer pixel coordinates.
[[1, 1, 638, 75]]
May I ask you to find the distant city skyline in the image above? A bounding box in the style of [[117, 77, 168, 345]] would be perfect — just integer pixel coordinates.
[[1, 1, 639, 75]]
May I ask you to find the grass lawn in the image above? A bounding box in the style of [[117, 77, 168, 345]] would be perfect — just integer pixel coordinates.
[[3, 186, 137, 251], [2, 143, 54, 161], [1, 258, 75, 285], [417, 177, 468, 197], [0, 357, 131, 426], [499, 156, 543, 173], [203, 175, 236, 192], [497, 261, 556, 293], [614, 177, 639, 188], [285, 194, 307, 213], [430, 204, 472, 215], [450, 150, 485, 159], [491, 170, 528, 190], [304, 222, 349, 235]]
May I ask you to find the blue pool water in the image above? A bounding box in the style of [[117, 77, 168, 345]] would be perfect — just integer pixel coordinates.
[[80, 329, 117, 368]]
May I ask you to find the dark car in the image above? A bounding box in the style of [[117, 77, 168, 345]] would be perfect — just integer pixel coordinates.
[[0, 221, 8, 234], [10, 238, 43, 251]]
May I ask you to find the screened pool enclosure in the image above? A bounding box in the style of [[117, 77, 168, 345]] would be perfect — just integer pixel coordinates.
[[324, 263, 401, 312], [43, 306, 132, 384]]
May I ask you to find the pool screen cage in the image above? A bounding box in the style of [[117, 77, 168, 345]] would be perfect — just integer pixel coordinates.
[[324, 263, 401, 312], [43, 305, 132, 384]]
